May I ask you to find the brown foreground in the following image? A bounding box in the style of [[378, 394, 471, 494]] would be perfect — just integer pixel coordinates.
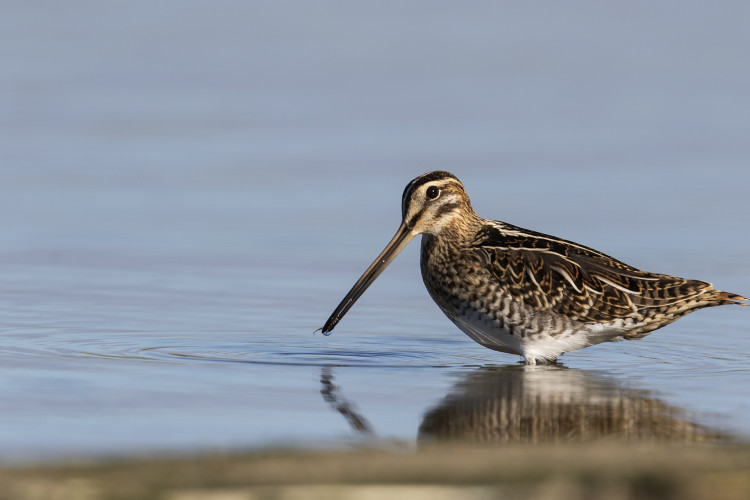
[[1, 443, 750, 500]]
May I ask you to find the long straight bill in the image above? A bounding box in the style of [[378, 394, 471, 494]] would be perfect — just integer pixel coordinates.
[[320, 223, 415, 334]]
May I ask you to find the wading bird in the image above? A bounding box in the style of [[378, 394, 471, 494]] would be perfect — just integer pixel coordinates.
[[320, 171, 746, 364]]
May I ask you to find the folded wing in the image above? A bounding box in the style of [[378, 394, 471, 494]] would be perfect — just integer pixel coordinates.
[[467, 222, 718, 324]]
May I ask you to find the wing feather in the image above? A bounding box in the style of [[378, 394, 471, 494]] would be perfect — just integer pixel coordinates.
[[467, 222, 712, 323]]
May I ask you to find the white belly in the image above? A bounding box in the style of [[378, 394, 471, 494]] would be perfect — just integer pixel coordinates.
[[447, 307, 631, 365]]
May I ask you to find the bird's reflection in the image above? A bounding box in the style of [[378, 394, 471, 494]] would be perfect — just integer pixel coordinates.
[[320, 365, 726, 444], [418, 365, 725, 444]]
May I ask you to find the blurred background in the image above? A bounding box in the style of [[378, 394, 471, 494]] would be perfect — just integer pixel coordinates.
[[1, 1, 749, 461]]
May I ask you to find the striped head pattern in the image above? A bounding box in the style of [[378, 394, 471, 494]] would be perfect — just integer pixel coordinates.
[[400, 171, 475, 236]]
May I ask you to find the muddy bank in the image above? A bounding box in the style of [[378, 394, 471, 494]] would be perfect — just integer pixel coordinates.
[[2, 443, 749, 500]]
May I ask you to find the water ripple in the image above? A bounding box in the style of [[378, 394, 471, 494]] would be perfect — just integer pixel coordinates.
[[139, 342, 481, 368], [0, 328, 495, 368]]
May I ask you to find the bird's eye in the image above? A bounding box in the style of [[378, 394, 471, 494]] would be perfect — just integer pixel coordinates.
[[426, 186, 440, 199]]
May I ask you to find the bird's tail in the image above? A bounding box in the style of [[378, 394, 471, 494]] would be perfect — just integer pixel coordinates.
[[714, 291, 748, 306]]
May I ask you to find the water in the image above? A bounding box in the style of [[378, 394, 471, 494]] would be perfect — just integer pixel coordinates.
[[1, 1, 749, 461]]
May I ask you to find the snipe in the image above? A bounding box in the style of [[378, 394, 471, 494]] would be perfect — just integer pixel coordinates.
[[320, 171, 746, 364]]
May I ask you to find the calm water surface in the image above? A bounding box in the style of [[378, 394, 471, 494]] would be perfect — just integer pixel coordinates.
[[1, 1, 749, 460]]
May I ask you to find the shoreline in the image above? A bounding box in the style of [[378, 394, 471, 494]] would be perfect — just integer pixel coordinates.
[[2, 442, 749, 499]]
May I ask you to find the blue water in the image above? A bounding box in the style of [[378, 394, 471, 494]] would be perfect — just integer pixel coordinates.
[[1, 1, 749, 460]]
